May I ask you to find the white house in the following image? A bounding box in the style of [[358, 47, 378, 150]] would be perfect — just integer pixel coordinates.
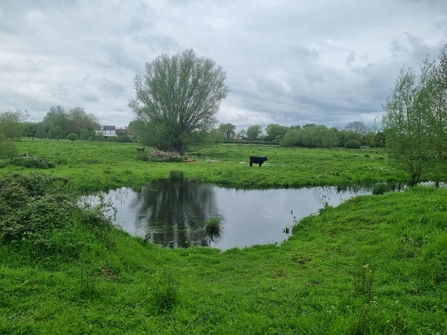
[[96, 125, 117, 139]]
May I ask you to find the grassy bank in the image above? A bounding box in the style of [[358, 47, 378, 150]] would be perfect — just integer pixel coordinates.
[[1, 140, 446, 334], [2, 139, 405, 192]]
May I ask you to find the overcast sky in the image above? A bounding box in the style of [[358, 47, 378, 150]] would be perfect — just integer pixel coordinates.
[[1, 0, 447, 131]]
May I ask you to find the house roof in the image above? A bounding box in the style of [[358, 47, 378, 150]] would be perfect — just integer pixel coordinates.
[[96, 125, 116, 131]]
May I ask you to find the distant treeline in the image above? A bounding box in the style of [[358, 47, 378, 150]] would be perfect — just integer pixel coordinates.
[[217, 122, 385, 149]]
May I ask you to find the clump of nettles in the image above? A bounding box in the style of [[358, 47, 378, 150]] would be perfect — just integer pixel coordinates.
[[0, 172, 115, 261], [9, 154, 56, 169]]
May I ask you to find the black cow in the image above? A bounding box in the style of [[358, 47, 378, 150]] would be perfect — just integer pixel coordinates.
[[249, 156, 268, 167]]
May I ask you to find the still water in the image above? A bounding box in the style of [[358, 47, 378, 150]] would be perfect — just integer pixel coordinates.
[[98, 180, 371, 251]]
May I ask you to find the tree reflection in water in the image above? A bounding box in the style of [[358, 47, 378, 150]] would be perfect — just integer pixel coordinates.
[[129, 179, 222, 248]]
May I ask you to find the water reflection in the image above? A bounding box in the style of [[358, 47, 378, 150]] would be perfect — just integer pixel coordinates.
[[102, 180, 371, 250], [126, 180, 220, 248]]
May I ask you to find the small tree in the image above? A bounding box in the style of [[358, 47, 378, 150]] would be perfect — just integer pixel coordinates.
[[237, 129, 247, 139], [0, 109, 29, 139], [382, 59, 437, 186], [129, 49, 229, 155], [246, 125, 262, 140], [47, 125, 64, 139], [218, 123, 236, 140]]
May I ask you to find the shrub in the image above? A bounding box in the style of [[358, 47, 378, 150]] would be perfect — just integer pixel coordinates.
[[67, 133, 78, 141], [9, 155, 55, 169], [0, 173, 115, 260], [116, 135, 132, 142], [345, 139, 361, 149]]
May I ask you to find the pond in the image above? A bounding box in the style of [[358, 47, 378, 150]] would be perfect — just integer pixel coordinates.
[[96, 180, 371, 251]]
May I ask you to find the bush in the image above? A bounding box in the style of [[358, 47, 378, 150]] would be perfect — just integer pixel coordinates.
[[345, 139, 361, 149], [0, 173, 115, 260], [67, 133, 78, 141], [9, 155, 55, 169], [116, 135, 132, 142]]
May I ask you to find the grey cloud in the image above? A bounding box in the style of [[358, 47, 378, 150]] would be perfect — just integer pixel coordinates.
[[1, 0, 447, 129], [99, 78, 125, 98], [132, 34, 179, 52], [346, 51, 355, 66]]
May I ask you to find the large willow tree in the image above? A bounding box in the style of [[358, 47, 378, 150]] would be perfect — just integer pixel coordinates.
[[129, 49, 229, 155]]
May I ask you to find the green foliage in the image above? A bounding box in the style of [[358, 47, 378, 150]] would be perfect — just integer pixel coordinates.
[[265, 123, 288, 141], [0, 109, 29, 139], [218, 123, 236, 140], [338, 130, 363, 147], [280, 128, 301, 146], [168, 170, 184, 180], [382, 53, 447, 186], [152, 270, 179, 314], [116, 134, 132, 142], [67, 133, 78, 141], [9, 155, 55, 169], [224, 139, 278, 145], [246, 125, 262, 140], [129, 49, 229, 155], [204, 216, 222, 236], [371, 131, 386, 147], [41, 106, 99, 139], [0, 172, 114, 260], [47, 124, 64, 139], [345, 139, 361, 149], [0, 134, 17, 159], [280, 125, 339, 148]]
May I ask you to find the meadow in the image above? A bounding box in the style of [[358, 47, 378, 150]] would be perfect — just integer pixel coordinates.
[[1, 139, 447, 334], [2, 139, 404, 191]]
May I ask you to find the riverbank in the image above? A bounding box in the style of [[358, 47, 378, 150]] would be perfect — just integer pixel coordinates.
[[1, 141, 446, 334]]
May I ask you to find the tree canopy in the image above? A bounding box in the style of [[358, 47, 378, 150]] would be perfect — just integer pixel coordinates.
[[344, 121, 368, 135], [129, 49, 229, 154], [382, 47, 447, 186], [0, 109, 29, 139], [246, 125, 262, 141], [218, 123, 236, 140], [38, 106, 99, 140], [265, 123, 288, 141]]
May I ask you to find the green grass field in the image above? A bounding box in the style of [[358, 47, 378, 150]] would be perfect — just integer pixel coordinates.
[[1, 140, 447, 334], [2, 139, 404, 191]]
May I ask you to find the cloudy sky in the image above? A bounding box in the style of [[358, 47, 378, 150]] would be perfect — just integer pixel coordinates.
[[1, 0, 447, 131]]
